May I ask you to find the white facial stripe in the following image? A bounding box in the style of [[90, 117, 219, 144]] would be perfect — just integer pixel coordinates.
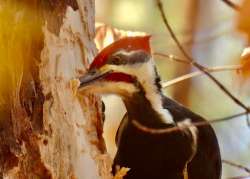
[[103, 59, 174, 124], [82, 81, 138, 97]]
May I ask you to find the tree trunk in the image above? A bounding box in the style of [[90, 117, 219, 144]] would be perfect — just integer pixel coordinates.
[[0, 1, 112, 178]]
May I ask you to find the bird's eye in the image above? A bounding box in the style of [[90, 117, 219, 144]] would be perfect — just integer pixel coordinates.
[[89, 69, 97, 75], [108, 55, 123, 65]]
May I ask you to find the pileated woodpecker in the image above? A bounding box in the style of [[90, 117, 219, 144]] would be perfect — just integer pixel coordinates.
[[79, 36, 221, 179]]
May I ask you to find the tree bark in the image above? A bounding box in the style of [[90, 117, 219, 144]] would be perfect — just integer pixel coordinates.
[[0, 1, 112, 178]]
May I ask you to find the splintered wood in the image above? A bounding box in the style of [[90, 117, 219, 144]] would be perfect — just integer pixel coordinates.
[[39, 6, 112, 179], [0, 1, 113, 179]]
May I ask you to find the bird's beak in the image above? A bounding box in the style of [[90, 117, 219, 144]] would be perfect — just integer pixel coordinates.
[[79, 69, 113, 88]]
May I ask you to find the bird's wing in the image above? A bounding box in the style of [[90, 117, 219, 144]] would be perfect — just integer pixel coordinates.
[[162, 96, 204, 123], [162, 96, 222, 178], [115, 113, 129, 147]]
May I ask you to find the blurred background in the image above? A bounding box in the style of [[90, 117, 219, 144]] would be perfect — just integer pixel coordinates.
[[95, 0, 250, 178]]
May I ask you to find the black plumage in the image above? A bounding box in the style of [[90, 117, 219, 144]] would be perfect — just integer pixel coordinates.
[[78, 36, 222, 179], [113, 89, 221, 179]]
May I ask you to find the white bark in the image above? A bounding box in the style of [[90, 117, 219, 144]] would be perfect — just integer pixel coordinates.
[[40, 4, 113, 179], [1, 1, 112, 179]]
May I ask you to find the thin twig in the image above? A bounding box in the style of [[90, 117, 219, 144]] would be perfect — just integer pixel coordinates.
[[132, 111, 248, 135], [153, 52, 190, 64], [227, 175, 250, 179], [221, 0, 240, 11], [162, 65, 241, 88], [224, 160, 250, 179], [155, 0, 250, 124], [223, 160, 250, 174]]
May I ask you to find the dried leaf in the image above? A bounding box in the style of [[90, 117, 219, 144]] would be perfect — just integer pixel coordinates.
[[237, 0, 250, 39], [234, 47, 250, 94], [113, 167, 130, 179], [237, 47, 250, 83]]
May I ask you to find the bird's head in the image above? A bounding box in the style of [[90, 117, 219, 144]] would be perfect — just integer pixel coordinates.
[[79, 36, 162, 98]]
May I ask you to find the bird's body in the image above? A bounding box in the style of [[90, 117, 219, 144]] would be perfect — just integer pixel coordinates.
[[79, 36, 222, 179], [114, 93, 221, 179]]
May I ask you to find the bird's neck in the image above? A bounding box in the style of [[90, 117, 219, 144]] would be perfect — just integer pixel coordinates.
[[123, 84, 174, 127]]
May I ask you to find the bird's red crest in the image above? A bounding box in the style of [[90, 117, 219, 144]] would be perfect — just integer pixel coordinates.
[[90, 35, 151, 69]]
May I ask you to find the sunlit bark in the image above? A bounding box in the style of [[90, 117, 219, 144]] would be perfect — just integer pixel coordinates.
[[0, 1, 112, 178]]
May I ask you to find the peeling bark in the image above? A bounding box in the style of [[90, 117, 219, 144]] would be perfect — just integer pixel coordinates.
[[0, 1, 112, 179]]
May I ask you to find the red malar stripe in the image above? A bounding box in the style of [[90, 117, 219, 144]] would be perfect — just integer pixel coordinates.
[[104, 72, 134, 83]]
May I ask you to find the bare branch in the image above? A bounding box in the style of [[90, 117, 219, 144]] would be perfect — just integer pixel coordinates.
[[132, 111, 248, 135], [227, 175, 250, 179], [155, 0, 250, 124], [161, 65, 242, 88], [223, 160, 250, 174], [153, 52, 190, 64], [223, 159, 250, 179], [221, 0, 240, 11]]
